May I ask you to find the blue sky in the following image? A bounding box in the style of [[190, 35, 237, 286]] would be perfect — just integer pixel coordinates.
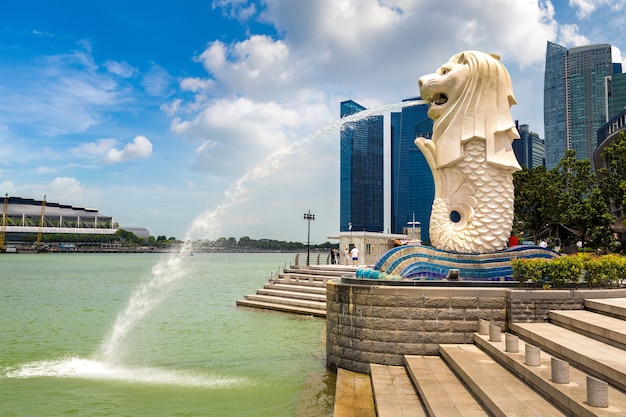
[[1, 0, 626, 243]]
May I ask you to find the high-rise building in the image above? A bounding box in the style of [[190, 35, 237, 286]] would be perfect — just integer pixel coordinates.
[[512, 122, 545, 169], [390, 99, 434, 242], [607, 71, 626, 123], [339, 100, 384, 233], [544, 41, 613, 169]]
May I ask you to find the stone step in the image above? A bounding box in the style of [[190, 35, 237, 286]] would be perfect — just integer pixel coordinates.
[[369, 364, 426, 417], [274, 276, 330, 287], [256, 288, 326, 302], [403, 355, 488, 417], [235, 299, 325, 317], [290, 265, 357, 275], [242, 293, 326, 309], [264, 283, 327, 295], [439, 343, 567, 416], [548, 309, 626, 350], [510, 322, 626, 392], [584, 297, 626, 320], [473, 332, 626, 416], [333, 368, 376, 417]]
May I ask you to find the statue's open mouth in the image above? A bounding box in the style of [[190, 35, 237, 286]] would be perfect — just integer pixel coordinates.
[[433, 93, 448, 105]]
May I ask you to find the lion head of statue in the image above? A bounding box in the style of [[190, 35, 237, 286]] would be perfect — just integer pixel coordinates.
[[418, 51, 521, 171]]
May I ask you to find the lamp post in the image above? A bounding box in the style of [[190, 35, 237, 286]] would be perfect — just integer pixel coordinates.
[[303, 210, 315, 265]]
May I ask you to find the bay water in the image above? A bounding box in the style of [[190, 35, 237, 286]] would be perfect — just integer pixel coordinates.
[[0, 252, 334, 417]]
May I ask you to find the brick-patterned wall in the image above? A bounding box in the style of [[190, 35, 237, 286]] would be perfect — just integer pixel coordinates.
[[326, 281, 507, 374], [506, 288, 626, 323]]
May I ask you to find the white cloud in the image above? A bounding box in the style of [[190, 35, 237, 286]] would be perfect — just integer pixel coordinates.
[[558, 23, 591, 46], [71, 138, 119, 160], [141, 64, 172, 96], [612, 46, 624, 65], [569, 0, 598, 18], [49, 177, 84, 195], [0, 46, 128, 136], [103, 135, 153, 163], [180, 77, 215, 92], [104, 60, 136, 78], [36, 166, 58, 174]]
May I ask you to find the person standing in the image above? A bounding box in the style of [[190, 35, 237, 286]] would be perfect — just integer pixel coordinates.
[[350, 246, 360, 266], [344, 247, 350, 266]]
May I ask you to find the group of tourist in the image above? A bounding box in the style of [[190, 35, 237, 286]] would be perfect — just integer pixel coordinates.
[[330, 246, 360, 266]]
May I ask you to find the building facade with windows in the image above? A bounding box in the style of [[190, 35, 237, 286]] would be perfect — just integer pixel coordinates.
[[512, 122, 545, 169], [607, 71, 626, 122], [339, 100, 384, 233], [544, 41, 614, 169], [390, 99, 434, 243]]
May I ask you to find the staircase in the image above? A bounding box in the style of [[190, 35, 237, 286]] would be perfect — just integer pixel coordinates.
[[236, 264, 356, 317], [334, 297, 626, 417]]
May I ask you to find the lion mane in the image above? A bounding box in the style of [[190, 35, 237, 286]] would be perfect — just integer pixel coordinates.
[[428, 51, 521, 171]]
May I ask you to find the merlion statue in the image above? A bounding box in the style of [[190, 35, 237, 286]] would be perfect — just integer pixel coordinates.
[[415, 51, 521, 253]]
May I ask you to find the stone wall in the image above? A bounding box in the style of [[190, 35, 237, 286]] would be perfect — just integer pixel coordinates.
[[507, 288, 626, 323], [326, 280, 507, 374]]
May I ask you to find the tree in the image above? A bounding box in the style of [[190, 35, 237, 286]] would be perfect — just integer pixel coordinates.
[[553, 150, 614, 249], [598, 131, 626, 211], [513, 166, 560, 243]]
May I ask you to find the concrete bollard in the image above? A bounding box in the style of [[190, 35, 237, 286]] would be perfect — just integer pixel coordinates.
[[478, 319, 490, 335], [505, 333, 519, 353], [587, 376, 609, 408], [524, 344, 541, 366], [551, 358, 569, 384], [489, 324, 501, 342]]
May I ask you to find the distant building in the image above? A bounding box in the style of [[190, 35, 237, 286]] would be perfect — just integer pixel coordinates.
[[390, 99, 434, 242], [544, 41, 614, 169], [512, 122, 545, 169], [339, 100, 384, 233], [0, 195, 149, 245]]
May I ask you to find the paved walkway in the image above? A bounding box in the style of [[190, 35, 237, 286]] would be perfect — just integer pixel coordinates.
[[333, 368, 376, 417]]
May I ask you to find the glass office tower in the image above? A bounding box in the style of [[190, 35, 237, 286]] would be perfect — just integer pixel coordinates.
[[339, 100, 384, 233], [607, 71, 626, 124], [544, 41, 613, 169], [390, 99, 434, 242], [512, 122, 545, 169]]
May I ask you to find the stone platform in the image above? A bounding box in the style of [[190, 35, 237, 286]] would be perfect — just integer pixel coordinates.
[[333, 296, 626, 417]]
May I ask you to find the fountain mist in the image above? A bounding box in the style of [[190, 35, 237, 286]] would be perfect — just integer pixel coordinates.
[[97, 99, 425, 362]]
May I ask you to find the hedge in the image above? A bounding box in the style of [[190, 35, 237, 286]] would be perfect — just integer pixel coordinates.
[[511, 254, 626, 288]]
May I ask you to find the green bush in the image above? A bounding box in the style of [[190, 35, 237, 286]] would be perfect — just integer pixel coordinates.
[[511, 258, 548, 286], [511, 254, 626, 288]]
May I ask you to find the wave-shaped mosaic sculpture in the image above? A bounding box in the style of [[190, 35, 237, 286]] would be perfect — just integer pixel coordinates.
[[356, 245, 559, 281]]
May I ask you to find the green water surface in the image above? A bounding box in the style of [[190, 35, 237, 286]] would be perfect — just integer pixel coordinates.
[[0, 253, 334, 417]]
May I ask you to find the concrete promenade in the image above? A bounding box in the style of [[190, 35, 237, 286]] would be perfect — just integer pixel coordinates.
[[238, 264, 626, 416]]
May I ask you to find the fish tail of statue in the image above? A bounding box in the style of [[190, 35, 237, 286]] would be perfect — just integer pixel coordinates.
[[427, 139, 516, 253], [417, 51, 521, 254]]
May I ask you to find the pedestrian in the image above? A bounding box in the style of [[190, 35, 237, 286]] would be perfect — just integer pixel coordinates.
[[350, 246, 360, 266], [344, 247, 350, 266], [329, 248, 335, 264]]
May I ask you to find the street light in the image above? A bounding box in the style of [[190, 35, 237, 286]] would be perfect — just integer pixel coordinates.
[[303, 210, 315, 265]]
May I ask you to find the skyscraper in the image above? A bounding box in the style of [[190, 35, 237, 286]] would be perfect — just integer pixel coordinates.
[[607, 70, 626, 123], [390, 99, 434, 242], [512, 122, 545, 169], [544, 41, 613, 169], [339, 100, 384, 233]]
